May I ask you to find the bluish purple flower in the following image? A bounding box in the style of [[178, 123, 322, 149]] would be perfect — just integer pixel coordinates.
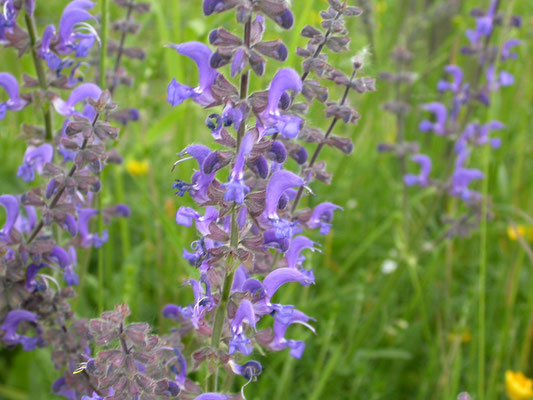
[[465, 0, 497, 47], [52, 377, 77, 400], [25, 263, 48, 291], [1, 310, 43, 351], [203, 0, 230, 16], [265, 170, 304, 221], [437, 65, 463, 94], [260, 68, 303, 139], [0, 72, 27, 119], [16, 144, 54, 182], [263, 267, 315, 300], [286, 236, 317, 269], [306, 202, 343, 235], [39, 25, 62, 69], [176, 206, 219, 236], [223, 132, 254, 203], [14, 204, 36, 234], [501, 39, 521, 61], [229, 299, 256, 355], [267, 309, 315, 358], [419, 102, 447, 135], [0, 194, 19, 243], [0, 0, 17, 43], [167, 42, 218, 107], [229, 360, 262, 380], [56, 0, 98, 57], [404, 154, 432, 187], [78, 208, 108, 248], [450, 151, 484, 201], [456, 121, 503, 153], [52, 82, 102, 118], [175, 144, 216, 204]]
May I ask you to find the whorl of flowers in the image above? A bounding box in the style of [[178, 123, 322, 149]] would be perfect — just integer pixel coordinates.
[[403, 0, 521, 238]]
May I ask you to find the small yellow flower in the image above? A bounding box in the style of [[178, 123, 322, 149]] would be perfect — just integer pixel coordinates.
[[506, 370, 533, 400], [126, 159, 149, 176], [507, 225, 533, 241]]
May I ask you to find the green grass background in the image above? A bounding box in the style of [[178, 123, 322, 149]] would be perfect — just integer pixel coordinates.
[[0, 0, 532, 398]]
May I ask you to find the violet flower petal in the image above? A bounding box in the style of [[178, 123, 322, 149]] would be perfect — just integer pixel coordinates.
[[263, 267, 315, 300], [265, 170, 304, 219], [167, 42, 218, 106]]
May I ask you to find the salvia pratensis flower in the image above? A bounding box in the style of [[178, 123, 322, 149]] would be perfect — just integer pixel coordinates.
[[260, 68, 303, 139], [418, 102, 448, 135], [0, 310, 43, 351], [52, 82, 102, 118], [404, 154, 432, 187], [56, 0, 98, 57], [16, 144, 54, 182], [306, 202, 343, 235], [0, 72, 27, 119], [0, 194, 19, 243], [167, 42, 219, 107]]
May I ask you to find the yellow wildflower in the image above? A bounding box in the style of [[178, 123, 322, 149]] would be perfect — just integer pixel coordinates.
[[126, 159, 149, 176], [507, 225, 533, 241], [506, 371, 533, 400]]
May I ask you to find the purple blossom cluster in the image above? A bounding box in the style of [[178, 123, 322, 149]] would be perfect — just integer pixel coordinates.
[[402, 0, 521, 236], [0, 0, 132, 397]]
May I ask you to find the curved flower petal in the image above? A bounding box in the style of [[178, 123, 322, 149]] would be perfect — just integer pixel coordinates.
[[17, 144, 54, 182], [231, 299, 257, 332], [307, 202, 343, 235], [286, 236, 316, 269], [263, 267, 315, 300], [1, 310, 42, 351], [0, 72, 27, 117], [419, 102, 447, 135], [53, 83, 102, 117], [0, 195, 19, 243], [404, 154, 432, 187], [265, 170, 304, 219], [167, 42, 218, 106]]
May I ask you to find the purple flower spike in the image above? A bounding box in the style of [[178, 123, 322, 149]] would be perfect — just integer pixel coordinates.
[[404, 154, 432, 187], [262, 68, 303, 139], [0, 195, 19, 243], [53, 82, 102, 118], [263, 267, 315, 300], [194, 394, 228, 400], [437, 65, 463, 93], [265, 170, 305, 219], [307, 202, 343, 235], [167, 42, 219, 107], [78, 208, 108, 248], [1, 310, 43, 351], [419, 102, 447, 135], [286, 236, 317, 269], [223, 132, 254, 203], [17, 144, 54, 183], [0, 72, 27, 119]]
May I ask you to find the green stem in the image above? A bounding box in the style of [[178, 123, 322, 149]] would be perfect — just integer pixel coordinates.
[[24, 13, 53, 141], [207, 16, 252, 392], [99, 0, 109, 89]]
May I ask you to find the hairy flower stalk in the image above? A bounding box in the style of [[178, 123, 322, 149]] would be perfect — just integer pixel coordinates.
[[24, 12, 54, 141]]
